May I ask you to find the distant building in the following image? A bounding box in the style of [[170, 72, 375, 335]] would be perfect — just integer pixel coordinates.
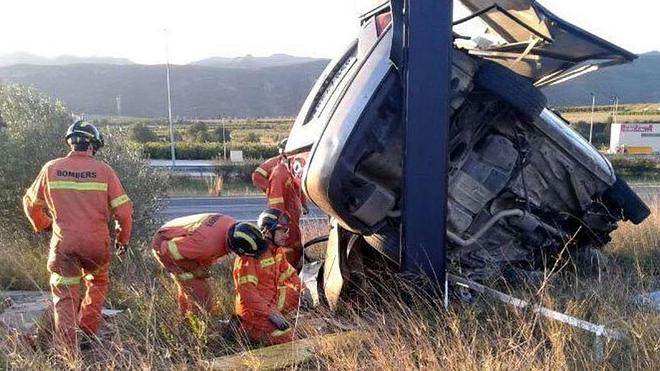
[[609, 123, 660, 153]]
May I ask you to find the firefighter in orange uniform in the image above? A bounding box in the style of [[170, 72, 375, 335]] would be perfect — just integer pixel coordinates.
[[229, 209, 303, 345], [265, 159, 306, 267], [23, 120, 133, 353], [150, 213, 237, 316]]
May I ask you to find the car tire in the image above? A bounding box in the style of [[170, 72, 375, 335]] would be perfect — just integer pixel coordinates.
[[603, 176, 651, 224], [474, 60, 547, 120]]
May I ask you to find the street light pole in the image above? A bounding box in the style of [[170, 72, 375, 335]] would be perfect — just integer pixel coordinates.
[[589, 93, 595, 144], [165, 29, 176, 168]]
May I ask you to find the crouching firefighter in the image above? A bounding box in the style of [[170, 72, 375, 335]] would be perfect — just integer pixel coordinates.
[[151, 213, 237, 316], [229, 209, 303, 345], [22, 120, 133, 353]]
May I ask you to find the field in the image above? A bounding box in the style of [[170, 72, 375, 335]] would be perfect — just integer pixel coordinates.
[[1, 203, 658, 370]]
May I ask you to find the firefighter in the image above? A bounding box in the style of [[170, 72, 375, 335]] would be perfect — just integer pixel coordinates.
[[229, 210, 303, 346], [23, 120, 133, 353], [263, 148, 307, 267], [251, 139, 287, 193], [150, 213, 236, 316]]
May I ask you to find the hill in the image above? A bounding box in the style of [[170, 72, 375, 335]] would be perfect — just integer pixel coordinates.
[[0, 61, 328, 118], [0, 52, 134, 67], [544, 52, 660, 106]]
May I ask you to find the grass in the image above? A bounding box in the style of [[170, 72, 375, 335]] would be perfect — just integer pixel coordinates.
[[1, 203, 658, 369]]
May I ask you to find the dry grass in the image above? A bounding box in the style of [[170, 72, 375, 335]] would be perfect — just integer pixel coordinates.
[[1, 204, 658, 370]]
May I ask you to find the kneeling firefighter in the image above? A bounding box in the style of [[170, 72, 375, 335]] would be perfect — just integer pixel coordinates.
[[151, 213, 236, 316], [229, 209, 303, 345]]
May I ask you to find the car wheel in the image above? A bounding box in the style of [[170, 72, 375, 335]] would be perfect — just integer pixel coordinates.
[[474, 60, 547, 120], [603, 176, 651, 224]]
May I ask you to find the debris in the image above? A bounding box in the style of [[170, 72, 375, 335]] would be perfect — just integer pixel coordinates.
[[202, 331, 363, 370]]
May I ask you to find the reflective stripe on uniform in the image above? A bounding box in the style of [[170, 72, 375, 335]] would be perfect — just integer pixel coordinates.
[[110, 194, 130, 208], [255, 167, 268, 177], [152, 249, 166, 268], [234, 231, 257, 251], [268, 197, 284, 205], [271, 327, 291, 337], [49, 181, 108, 191], [237, 275, 258, 285], [277, 286, 287, 310], [260, 257, 276, 268], [279, 266, 296, 283], [170, 272, 194, 281], [167, 240, 184, 260], [50, 272, 81, 286]]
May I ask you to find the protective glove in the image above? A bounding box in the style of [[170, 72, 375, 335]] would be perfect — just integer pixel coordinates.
[[268, 312, 290, 331], [115, 241, 127, 257]]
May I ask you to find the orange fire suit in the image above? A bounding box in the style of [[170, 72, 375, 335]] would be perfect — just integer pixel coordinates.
[[266, 162, 304, 266], [151, 213, 235, 316], [23, 150, 133, 351], [251, 155, 282, 193], [233, 245, 302, 345]]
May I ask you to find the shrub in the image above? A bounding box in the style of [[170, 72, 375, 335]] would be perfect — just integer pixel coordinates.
[[129, 122, 159, 143], [184, 121, 210, 142], [141, 142, 277, 160], [244, 132, 261, 143]]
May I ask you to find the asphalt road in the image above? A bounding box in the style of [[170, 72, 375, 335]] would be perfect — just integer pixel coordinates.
[[163, 196, 327, 222]]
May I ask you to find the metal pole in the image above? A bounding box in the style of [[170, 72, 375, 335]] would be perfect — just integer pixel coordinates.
[[222, 120, 227, 160], [165, 29, 176, 168], [401, 0, 452, 291], [589, 93, 595, 144]]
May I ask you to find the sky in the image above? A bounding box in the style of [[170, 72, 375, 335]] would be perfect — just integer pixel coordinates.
[[0, 0, 657, 65]]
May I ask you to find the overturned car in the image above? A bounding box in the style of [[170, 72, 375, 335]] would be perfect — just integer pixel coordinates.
[[286, 0, 650, 302]]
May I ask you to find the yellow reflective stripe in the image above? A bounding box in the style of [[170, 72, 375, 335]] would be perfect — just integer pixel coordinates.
[[233, 257, 242, 270], [260, 257, 276, 268], [234, 231, 257, 251], [50, 272, 81, 286], [277, 286, 287, 310], [50, 181, 108, 191], [279, 266, 296, 283], [268, 197, 284, 205], [255, 167, 268, 177], [152, 249, 166, 268], [167, 240, 184, 260], [170, 272, 194, 281], [237, 275, 258, 285], [271, 327, 291, 337], [110, 194, 130, 208]]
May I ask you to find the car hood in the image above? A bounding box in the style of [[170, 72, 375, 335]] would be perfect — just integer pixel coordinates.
[[359, 0, 636, 87]]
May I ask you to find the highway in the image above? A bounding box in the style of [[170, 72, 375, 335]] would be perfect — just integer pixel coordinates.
[[163, 196, 327, 222]]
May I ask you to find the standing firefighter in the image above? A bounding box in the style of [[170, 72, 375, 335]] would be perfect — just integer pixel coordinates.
[[23, 120, 133, 353], [229, 209, 303, 345], [255, 139, 306, 267], [151, 213, 236, 316]]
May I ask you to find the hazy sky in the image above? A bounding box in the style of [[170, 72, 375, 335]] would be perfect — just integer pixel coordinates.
[[0, 0, 657, 65]]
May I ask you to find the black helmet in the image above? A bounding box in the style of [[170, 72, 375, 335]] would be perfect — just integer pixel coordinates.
[[65, 120, 104, 150], [227, 222, 267, 257], [257, 208, 290, 234]]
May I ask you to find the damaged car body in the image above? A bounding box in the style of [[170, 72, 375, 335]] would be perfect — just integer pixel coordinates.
[[288, 0, 650, 306]]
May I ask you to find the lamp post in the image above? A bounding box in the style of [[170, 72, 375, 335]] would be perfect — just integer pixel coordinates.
[[589, 93, 595, 144], [165, 29, 176, 168]]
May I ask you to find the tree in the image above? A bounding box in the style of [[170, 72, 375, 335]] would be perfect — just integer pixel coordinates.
[[211, 126, 231, 142], [184, 121, 210, 142], [128, 123, 159, 143], [244, 131, 261, 143]]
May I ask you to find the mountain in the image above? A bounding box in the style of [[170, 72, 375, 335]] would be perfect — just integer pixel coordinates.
[[0, 61, 328, 118], [0, 52, 134, 67], [190, 53, 325, 69], [543, 51, 660, 106]]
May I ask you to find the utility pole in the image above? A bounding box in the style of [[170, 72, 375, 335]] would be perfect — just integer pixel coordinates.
[[165, 29, 176, 168], [116, 95, 122, 117], [589, 93, 595, 144], [222, 120, 227, 160]]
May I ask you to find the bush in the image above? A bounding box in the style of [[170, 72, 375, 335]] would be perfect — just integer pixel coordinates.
[[0, 83, 168, 273], [244, 132, 261, 143], [129, 122, 159, 143], [184, 121, 210, 142]]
